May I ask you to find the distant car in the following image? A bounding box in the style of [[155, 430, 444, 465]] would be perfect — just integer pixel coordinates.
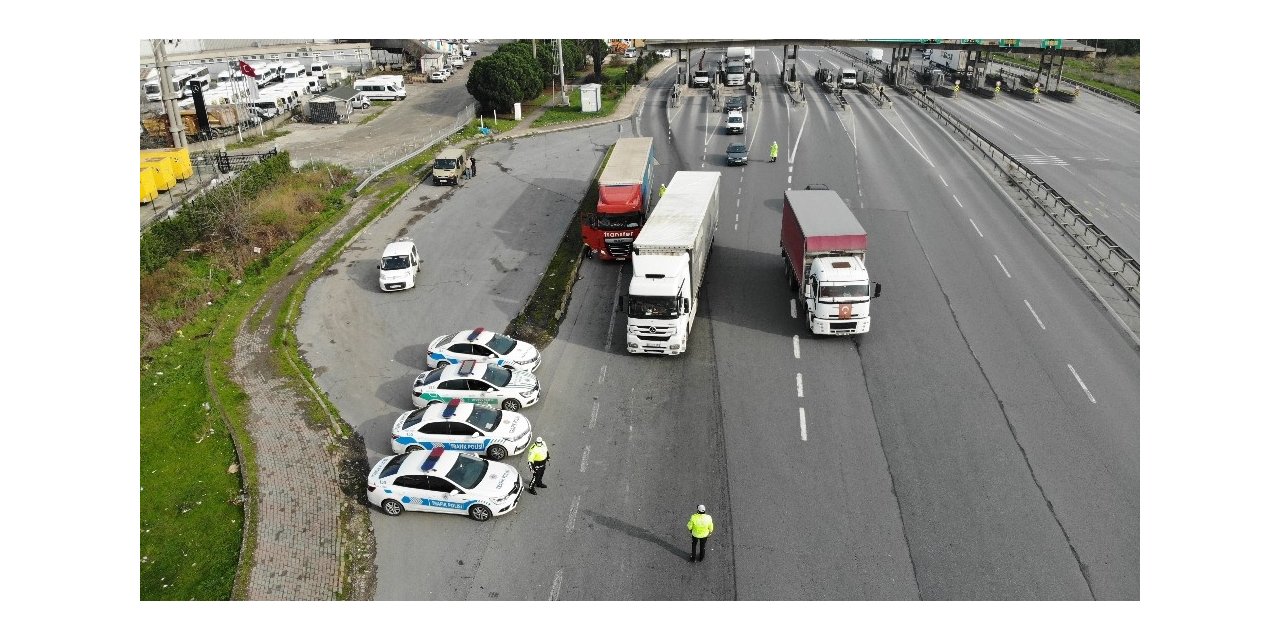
[[367, 446, 522, 520], [391, 398, 533, 460], [378, 238, 420, 291], [657, 49, 672, 58], [428, 327, 541, 372], [726, 143, 748, 166], [624, 48, 638, 58], [429, 70, 447, 83], [412, 360, 541, 412], [724, 95, 746, 112], [441, 65, 455, 77], [804, 184, 831, 190], [351, 95, 371, 109], [692, 70, 710, 88]]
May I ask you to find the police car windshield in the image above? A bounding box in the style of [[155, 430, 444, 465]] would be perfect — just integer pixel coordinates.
[[445, 455, 488, 489], [481, 365, 512, 387], [381, 255, 411, 270], [818, 283, 868, 300], [380, 453, 410, 479], [420, 368, 443, 385], [628, 296, 679, 319], [405, 407, 428, 424], [485, 333, 517, 355], [468, 406, 500, 432]]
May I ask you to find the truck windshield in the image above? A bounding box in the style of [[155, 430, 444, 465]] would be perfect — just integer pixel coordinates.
[[628, 296, 679, 319], [819, 283, 869, 299], [381, 255, 411, 270], [595, 212, 644, 230], [435, 158, 457, 170]]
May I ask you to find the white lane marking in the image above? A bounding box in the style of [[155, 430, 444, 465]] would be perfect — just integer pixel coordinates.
[[1012, 132, 1023, 142], [580, 446, 590, 473], [788, 95, 809, 164], [549, 568, 564, 600], [566, 496, 581, 533], [969, 218, 984, 237], [793, 335, 801, 359], [873, 110, 935, 167], [589, 400, 599, 429], [993, 254, 1012, 278], [1089, 183, 1106, 197], [1067, 364, 1097, 404], [604, 267, 624, 351], [1119, 203, 1139, 221], [796, 373, 804, 398], [735, 213, 739, 222], [736, 198, 740, 208], [939, 175, 949, 188], [799, 407, 807, 441], [1024, 300, 1046, 330], [790, 298, 797, 318], [598, 365, 607, 384], [952, 194, 964, 208], [735, 223, 739, 231]]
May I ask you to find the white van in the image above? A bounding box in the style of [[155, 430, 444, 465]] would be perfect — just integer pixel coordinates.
[[378, 238, 420, 291], [367, 74, 405, 91], [282, 63, 307, 80], [309, 60, 331, 77], [354, 78, 406, 100]]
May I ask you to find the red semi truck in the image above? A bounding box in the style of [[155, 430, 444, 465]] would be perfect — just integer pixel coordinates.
[[781, 188, 882, 336], [582, 137, 655, 261]]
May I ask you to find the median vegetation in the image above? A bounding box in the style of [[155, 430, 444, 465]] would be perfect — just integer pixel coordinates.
[[993, 50, 1140, 104]]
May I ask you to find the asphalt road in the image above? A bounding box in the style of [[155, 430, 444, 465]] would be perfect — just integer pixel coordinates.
[[294, 44, 1138, 600]]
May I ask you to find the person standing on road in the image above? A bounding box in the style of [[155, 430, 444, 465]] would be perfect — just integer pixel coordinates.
[[527, 437, 549, 494], [687, 504, 714, 562], [470, 156, 477, 177], [769, 141, 778, 163], [659, 183, 667, 198]]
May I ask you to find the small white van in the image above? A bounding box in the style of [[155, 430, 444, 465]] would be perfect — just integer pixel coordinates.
[[354, 77, 406, 100], [308, 60, 331, 77], [378, 238, 420, 291]]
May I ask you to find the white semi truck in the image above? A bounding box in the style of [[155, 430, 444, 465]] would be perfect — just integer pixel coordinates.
[[625, 171, 720, 355], [781, 188, 882, 337], [724, 46, 748, 86]]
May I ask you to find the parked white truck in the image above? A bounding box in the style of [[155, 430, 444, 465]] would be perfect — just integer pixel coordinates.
[[625, 171, 720, 355], [781, 188, 882, 337]]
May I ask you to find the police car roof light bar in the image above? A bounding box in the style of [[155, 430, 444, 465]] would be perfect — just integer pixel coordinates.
[[443, 397, 462, 418], [422, 445, 446, 472], [468, 327, 485, 341]]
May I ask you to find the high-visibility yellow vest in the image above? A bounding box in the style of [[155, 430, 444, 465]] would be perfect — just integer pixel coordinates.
[[688, 513, 714, 538], [528, 442, 548, 463]]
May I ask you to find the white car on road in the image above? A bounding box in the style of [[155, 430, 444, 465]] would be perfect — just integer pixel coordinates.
[[412, 359, 540, 411], [427, 327, 541, 371], [378, 238, 420, 291], [367, 446, 522, 520], [391, 398, 533, 460]]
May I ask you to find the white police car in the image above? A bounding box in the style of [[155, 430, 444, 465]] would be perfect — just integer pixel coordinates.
[[378, 238, 420, 291], [427, 327, 541, 372], [391, 398, 532, 460], [412, 359, 540, 411], [367, 446, 522, 520]]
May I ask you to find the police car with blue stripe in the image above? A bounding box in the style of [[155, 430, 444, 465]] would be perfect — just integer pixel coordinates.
[[391, 398, 532, 460], [367, 445, 522, 520], [427, 327, 541, 372], [412, 359, 540, 411]]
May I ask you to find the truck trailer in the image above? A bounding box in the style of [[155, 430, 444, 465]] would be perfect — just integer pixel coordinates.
[[625, 171, 720, 355], [583, 137, 655, 261], [781, 189, 883, 336]]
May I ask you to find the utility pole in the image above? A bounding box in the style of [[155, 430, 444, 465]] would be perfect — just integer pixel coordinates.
[[152, 39, 187, 148], [556, 38, 567, 106]]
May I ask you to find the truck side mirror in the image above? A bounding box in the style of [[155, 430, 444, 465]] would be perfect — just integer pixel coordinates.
[[873, 283, 882, 298], [683, 299, 690, 313]]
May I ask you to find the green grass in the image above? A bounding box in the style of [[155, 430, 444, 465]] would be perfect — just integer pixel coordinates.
[[356, 103, 392, 126], [226, 127, 290, 151], [141, 174, 356, 601], [992, 53, 1140, 104], [531, 88, 622, 128]]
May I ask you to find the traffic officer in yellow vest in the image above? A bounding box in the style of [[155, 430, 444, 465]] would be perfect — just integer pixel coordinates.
[[527, 437, 549, 494], [769, 141, 778, 163], [659, 183, 667, 198], [687, 504, 714, 562]]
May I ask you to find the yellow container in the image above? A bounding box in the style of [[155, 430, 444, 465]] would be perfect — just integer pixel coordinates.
[[141, 158, 177, 191], [140, 167, 158, 204], [140, 147, 193, 180]]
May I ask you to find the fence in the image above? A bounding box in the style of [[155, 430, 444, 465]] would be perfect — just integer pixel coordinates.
[[349, 103, 476, 192], [911, 90, 1140, 310]]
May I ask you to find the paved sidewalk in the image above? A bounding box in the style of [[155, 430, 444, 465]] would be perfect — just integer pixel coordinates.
[[229, 58, 673, 600]]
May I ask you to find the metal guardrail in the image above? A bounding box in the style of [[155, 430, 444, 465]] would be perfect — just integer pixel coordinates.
[[992, 59, 1139, 110], [353, 103, 476, 194], [910, 90, 1140, 306]]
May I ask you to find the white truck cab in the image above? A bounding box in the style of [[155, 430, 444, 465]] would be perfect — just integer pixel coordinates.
[[379, 238, 420, 291]]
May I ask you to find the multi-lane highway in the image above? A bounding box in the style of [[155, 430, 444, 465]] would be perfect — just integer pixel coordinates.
[[296, 44, 1138, 600]]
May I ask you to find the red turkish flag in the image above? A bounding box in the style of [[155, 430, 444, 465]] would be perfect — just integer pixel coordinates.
[[238, 60, 258, 78]]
